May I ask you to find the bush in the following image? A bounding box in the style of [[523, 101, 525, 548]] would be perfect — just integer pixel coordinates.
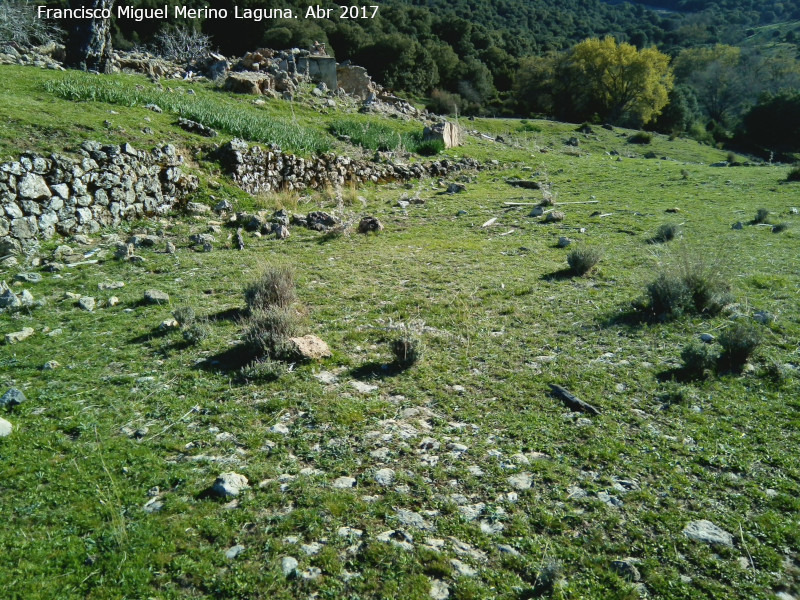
[[567, 247, 602, 276], [172, 306, 196, 327], [414, 139, 445, 156], [719, 322, 762, 369], [644, 253, 732, 319], [426, 89, 464, 116], [390, 331, 424, 369], [653, 223, 681, 243], [239, 357, 286, 382], [182, 322, 210, 345], [753, 208, 770, 224], [772, 222, 789, 233], [629, 131, 653, 144], [153, 26, 211, 64], [243, 306, 300, 359], [0, 0, 64, 46], [244, 266, 295, 312], [787, 166, 800, 182], [680, 341, 719, 378]]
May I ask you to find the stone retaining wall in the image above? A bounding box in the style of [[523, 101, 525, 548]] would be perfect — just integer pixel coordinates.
[[215, 139, 480, 195], [0, 141, 198, 254]]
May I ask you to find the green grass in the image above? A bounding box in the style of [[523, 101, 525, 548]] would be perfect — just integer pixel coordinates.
[[45, 74, 331, 154], [1, 63, 800, 600], [330, 118, 444, 155]]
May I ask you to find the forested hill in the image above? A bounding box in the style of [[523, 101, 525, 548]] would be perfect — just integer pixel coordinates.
[[612, 0, 800, 22]]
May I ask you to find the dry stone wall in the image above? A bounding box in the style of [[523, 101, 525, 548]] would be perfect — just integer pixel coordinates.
[[1, 141, 198, 254], [216, 139, 480, 194]]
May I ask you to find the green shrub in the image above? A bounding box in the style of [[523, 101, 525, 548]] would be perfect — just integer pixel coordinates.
[[680, 341, 719, 378], [243, 306, 300, 359], [413, 139, 445, 156], [645, 253, 732, 319], [629, 131, 652, 144], [172, 306, 196, 327], [719, 322, 762, 369], [244, 266, 295, 312], [653, 223, 681, 243], [390, 332, 424, 369], [754, 208, 770, 224], [787, 165, 800, 182], [239, 357, 286, 382], [566, 246, 602, 276], [182, 322, 210, 345], [658, 381, 693, 405], [426, 89, 464, 116]]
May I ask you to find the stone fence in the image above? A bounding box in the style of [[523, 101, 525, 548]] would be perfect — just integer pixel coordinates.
[[1, 141, 198, 254], [215, 139, 480, 195]]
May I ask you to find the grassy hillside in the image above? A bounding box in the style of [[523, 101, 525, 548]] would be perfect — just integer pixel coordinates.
[[1, 64, 799, 600]]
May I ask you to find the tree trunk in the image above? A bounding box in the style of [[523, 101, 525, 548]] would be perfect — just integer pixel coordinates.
[[65, 0, 114, 73]]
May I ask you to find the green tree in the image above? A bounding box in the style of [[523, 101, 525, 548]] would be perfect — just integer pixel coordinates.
[[568, 36, 674, 125], [673, 44, 743, 123]]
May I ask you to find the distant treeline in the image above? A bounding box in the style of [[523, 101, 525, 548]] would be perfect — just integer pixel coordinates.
[[32, 0, 800, 154]]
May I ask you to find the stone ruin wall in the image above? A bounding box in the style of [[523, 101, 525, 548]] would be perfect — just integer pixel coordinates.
[[0, 141, 198, 254], [215, 139, 481, 195]]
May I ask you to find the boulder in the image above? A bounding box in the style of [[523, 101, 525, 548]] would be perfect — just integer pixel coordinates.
[[357, 216, 383, 234], [225, 72, 271, 95], [143, 289, 170, 304], [423, 122, 462, 149], [17, 173, 51, 200], [0, 388, 26, 409], [288, 335, 331, 360], [210, 472, 250, 498], [5, 327, 34, 344]]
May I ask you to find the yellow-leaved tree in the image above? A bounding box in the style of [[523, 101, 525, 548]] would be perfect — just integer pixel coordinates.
[[569, 37, 674, 126]]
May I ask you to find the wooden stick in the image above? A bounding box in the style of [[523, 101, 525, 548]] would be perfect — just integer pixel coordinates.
[[548, 384, 601, 416]]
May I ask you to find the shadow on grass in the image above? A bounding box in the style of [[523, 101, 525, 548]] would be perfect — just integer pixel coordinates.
[[128, 326, 172, 345], [540, 268, 574, 281], [349, 361, 405, 380], [196, 343, 257, 373], [206, 307, 245, 322]]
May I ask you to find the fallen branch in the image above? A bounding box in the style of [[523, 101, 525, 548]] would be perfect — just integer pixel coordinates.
[[548, 384, 601, 416]]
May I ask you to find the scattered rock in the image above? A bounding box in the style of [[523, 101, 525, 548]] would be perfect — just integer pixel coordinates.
[[186, 202, 211, 214], [314, 371, 338, 385], [14, 273, 42, 284], [351, 381, 378, 394], [357, 216, 383, 234], [178, 118, 218, 137], [447, 183, 466, 194], [732, 221, 744, 230], [374, 468, 396, 486], [218, 544, 245, 560], [143, 289, 170, 304], [395, 508, 434, 531], [281, 556, 299, 577], [1, 388, 26, 409], [700, 333, 715, 343], [557, 236, 572, 248], [43, 360, 60, 370], [287, 335, 331, 360], [508, 472, 533, 490], [5, 327, 34, 344], [78, 296, 96, 311], [683, 520, 734, 547], [544, 211, 565, 223], [332, 476, 356, 489], [612, 559, 641, 582], [0, 417, 12, 437], [450, 559, 477, 577], [210, 472, 250, 498], [430, 578, 450, 599]]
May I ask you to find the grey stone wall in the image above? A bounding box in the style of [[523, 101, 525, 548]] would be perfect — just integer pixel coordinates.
[[1, 141, 198, 254], [215, 139, 480, 195]]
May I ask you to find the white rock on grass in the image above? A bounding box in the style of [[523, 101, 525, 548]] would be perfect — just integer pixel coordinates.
[[430, 578, 450, 599], [0, 418, 12, 437], [332, 476, 356, 489], [683, 520, 734, 547], [374, 468, 396, 486], [508, 472, 533, 490], [225, 544, 245, 559], [78, 296, 96, 311], [351, 380, 378, 394], [210, 472, 249, 498], [5, 327, 34, 344], [450, 558, 477, 577], [281, 556, 298, 576]]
